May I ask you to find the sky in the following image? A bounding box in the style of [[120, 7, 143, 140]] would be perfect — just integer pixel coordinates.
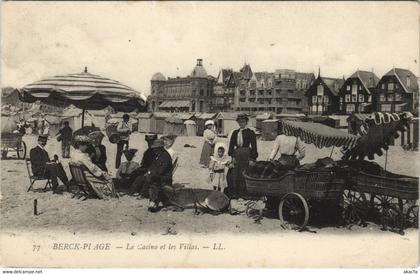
[[1, 1, 419, 96]]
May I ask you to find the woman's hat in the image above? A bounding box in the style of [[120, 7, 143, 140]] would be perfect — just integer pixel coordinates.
[[236, 113, 249, 122], [151, 139, 165, 148], [88, 131, 105, 143], [205, 120, 214, 126], [73, 135, 92, 144], [161, 135, 177, 149], [123, 148, 138, 159]]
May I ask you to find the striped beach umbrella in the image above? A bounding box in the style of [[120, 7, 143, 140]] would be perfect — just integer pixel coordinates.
[[18, 67, 147, 114]]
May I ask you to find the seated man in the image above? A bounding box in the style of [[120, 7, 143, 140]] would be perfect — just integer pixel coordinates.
[[29, 134, 70, 193], [129, 139, 173, 212], [114, 149, 140, 189]]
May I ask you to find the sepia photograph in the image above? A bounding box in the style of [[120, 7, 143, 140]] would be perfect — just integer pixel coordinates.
[[0, 1, 419, 269]]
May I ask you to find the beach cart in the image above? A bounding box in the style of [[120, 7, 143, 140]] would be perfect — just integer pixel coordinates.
[[1, 132, 27, 159]]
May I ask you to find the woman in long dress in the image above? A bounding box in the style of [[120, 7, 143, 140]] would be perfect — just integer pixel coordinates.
[[70, 135, 117, 199], [227, 113, 258, 198], [199, 120, 216, 167]]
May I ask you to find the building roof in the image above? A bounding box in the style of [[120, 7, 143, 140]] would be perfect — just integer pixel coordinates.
[[216, 69, 233, 85], [296, 72, 315, 82], [153, 112, 173, 119], [240, 64, 253, 80], [349, 70, 379, 93], [159, 100, 191, 108], [136, 112, 153, 119], [190, 59, 208, 78], [321, 77, 345, 96], [151, 72, 167, 81], [195, 112, 218, 120], [384, 68, 419, 93], [173, 112, 195, 120]]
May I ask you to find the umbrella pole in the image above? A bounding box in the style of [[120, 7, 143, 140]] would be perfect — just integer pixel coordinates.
[[329, 146, 334, 157], [384, 149, 388, 172], [81, 109, 85, 127]]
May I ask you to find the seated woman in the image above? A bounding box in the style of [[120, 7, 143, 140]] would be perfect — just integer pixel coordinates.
[[70, 135, 117, 199], [87, 131, 108, 172], [114, 149, 140, 189]]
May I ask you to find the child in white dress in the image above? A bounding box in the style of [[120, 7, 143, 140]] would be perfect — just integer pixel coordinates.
[[209, 143, 232, 192]]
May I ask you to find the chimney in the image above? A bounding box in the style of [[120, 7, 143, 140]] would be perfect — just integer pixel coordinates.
[[197, 59, 203, 66]]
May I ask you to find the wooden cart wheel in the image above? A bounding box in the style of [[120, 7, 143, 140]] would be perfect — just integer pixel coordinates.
[[16, 140, 26, 160], [406, 205, 418, 228], [341, 189, 368, 226], [279, 192, 309, 230], [380, 203, 404, 233]]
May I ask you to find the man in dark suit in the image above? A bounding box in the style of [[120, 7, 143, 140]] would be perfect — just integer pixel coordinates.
[[29, 135, 69, 193]]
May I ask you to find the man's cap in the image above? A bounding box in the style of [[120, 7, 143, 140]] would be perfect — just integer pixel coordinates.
[[151, 139, 164, 148], [236, 113, 249, 122], [145, 134, 158, 141], [38, 134, 48, 142]]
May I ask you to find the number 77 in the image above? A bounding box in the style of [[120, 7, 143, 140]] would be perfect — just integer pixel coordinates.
[[33, 245, 40, 252]]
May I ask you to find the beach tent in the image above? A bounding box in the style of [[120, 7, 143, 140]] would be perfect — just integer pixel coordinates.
[[150, 112, 173, 134], [137, 112, 153, 133], [215, 112, 243, 137], [195, 112, 218, 136], [328, 115, 349, 130], [261, 119, 279, 141], [184, 120, 197, 136], [256, 113, 274, 132], [44, 114, 62, 136], [163, 116, 185, 135]]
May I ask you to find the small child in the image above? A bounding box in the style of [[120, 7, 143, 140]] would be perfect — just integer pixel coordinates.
[[209, 143, 232, 192]]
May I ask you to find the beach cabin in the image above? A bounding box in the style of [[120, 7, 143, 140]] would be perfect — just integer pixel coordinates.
[[215, 112, 242, 137], [256, 113, 273, 132], [137, 112, 153, 133], [163, 116, 186, 136], [150, 112, 173, 134], [195, 113, 218, 136], [184, 120, 197, 136]]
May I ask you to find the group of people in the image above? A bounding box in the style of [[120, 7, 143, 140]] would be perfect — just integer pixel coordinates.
[[199, 113, 306, 209], [29, 111, 307, 214]]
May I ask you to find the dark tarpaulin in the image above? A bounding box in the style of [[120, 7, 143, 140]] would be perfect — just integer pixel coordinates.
[[282, 120, 358, 149]]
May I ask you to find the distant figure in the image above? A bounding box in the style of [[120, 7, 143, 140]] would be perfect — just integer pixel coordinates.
[[71, 135, 117, 199], [115, 114, 131, 169], [57, 121, 73, 158], [29, 135, 70, 193], [87, 131, 108, 172], [39, 119, 50, 135], [199, 120, 216, 167]]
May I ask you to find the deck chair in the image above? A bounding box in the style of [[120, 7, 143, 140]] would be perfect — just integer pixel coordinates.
[[25, 158, 53, 192], [171, 157, 179, 177], [68, 162, 95, 199]]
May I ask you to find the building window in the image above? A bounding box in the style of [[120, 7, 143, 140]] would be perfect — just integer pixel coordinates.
[[382, 83, 385, 89], [324, 96, 329, 103], [395, 104, 405, 112], [200, 89, 204, 96], [311, 105, 317, 112], [358, 94, 364, 102], [346, 85, 351, 91], [380, 94, 386, 102], [407, 77, 411, 88], [352, 95, 357, 102], [340, 97, 343, 103], [317, 84, 324, 96], [346, 104, 355, 113], [345, 94, 350, 102], [387, 94, 394, 101], [239, 98, 246, 103], [352, 84, 358, 95], [249, 98, 255, 102], [250, 91, 256, 97], [240, 90, 246, 96], [388, 83, 394, 90], [267, 90, 272, 96], [381, 104, 391, 112], [302, 80, 307, 89], [395, 93, 402, 101], [317, 105, 323, 112], [368, 95, 372, 102]]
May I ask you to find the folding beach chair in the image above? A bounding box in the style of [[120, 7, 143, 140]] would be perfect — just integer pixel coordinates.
[[25, 158, 52, 192], [68, 162, 95, 199]]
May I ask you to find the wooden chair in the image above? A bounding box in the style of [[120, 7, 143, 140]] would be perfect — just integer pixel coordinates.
[[25, 158, 52, 192], [68, 162, 94, 199]]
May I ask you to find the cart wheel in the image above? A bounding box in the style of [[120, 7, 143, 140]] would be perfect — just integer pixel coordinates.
[[380, 203, 404, 233], [406, 205, 418, 228], [341, 190, 368, 226], [245, 201, 264, 221], [279, 192, 309, 230], [16, 140, 26, 160]]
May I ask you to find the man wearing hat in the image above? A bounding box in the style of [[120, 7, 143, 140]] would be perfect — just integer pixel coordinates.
[[141, 134, 158, 169], [227, 113, 258, 198], [29, 135, 70, 193], [115, 114, 131, 169], [129, 139, 173, 212], [57, 121, 73, 158]]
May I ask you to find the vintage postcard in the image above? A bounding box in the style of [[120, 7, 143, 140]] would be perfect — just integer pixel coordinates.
[[0, 1, 419, 269]]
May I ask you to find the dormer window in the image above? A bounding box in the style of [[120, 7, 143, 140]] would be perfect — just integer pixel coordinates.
[[388, 83, 394, 91], [317, 84, 324, 96]]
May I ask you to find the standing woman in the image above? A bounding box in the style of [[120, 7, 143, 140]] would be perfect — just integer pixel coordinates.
[[227, 113, 258, 198], [199, 120, 216, 167]]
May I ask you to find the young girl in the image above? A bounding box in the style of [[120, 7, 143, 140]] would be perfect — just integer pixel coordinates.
[[209, 143, 232, 192]]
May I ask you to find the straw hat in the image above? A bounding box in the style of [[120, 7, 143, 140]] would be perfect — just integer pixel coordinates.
[[205, 120, 214, 126], [236, 113, 249, 122]]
